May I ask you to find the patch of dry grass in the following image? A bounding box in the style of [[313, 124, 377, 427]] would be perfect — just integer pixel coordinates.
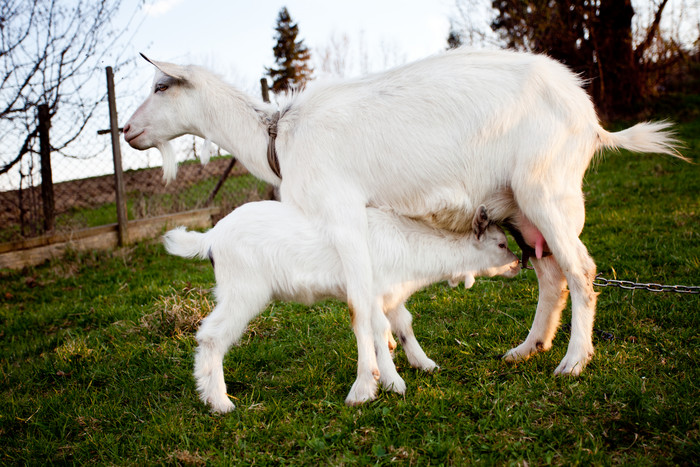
[[142, 286, 213, 338]]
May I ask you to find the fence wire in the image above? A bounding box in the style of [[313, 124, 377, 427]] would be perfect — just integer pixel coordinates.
[[0, 96, 270, 244]]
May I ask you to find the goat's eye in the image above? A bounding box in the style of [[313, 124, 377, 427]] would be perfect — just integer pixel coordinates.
[[154, 83, 168, 93], [498, 243, 507, 249]]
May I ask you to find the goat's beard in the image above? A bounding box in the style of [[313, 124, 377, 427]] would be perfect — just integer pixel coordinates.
[[157, 141, 178, 183], [201, 138, 215, 165]]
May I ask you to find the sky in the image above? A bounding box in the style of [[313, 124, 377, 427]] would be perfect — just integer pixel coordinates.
[[119, 0, 458, 92]]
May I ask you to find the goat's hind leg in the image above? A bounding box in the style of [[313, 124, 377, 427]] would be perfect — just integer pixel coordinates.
[[552, 242, 597, 376], [503, 255, 568, 362], [515, 187, 597, 376], [194, 287, 268, 413]]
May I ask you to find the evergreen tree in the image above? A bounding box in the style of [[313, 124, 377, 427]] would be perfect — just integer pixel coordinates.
[[447, 21, 463, 50], [267, 7, 313, 93]]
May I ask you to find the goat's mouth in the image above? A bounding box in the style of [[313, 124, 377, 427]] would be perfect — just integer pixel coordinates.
[[508, 261, 522, 276], [501, 261, 521, 278], [124, 129, 146, 146]]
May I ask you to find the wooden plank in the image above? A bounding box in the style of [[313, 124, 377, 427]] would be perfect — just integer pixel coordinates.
[[0, 207, 219, 270], [0, 225, 117, 254]]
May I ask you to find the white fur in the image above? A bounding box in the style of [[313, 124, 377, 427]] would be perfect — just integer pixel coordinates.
[[125, 48, 684, 405], [163, 201, 520, 412]]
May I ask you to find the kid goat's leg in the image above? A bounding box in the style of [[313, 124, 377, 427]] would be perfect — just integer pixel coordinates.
[[194, 286, 269, 413], [386, 303, 438, 371], [503, 255, 568, 362], [373, 302, 406, 394]]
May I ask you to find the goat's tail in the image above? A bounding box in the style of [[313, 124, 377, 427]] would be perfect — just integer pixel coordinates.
[[163, 227, 211, 261], [597, 121, 688, 162]]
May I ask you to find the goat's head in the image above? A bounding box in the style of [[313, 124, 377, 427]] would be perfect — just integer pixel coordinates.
[[450, 205, 521, 286], [123, 55, 202, 181], [123, 55, 198, 150]]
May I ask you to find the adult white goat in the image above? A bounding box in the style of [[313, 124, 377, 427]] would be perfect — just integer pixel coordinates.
[[164, 200, 520, 413], [124, 48, 683, 405]]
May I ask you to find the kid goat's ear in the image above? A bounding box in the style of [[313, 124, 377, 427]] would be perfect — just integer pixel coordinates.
[[472, 205, 489, 240]]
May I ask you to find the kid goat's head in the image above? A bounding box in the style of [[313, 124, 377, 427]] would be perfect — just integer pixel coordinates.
[[448, 206, 521, 288], [471, 206, 521, 279]]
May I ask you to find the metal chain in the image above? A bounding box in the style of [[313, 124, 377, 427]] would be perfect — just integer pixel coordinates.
[[593, 273, 700, 294]]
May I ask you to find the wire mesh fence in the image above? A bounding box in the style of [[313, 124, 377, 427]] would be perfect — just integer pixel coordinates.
[[0, 73, 271, 246]]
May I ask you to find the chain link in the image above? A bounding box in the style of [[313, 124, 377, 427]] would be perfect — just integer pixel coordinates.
[[593, 274, 700, 294]]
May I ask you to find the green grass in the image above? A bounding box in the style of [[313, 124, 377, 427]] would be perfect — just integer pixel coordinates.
[[1, 115, 698, 464], [127, 170, 271, 221]]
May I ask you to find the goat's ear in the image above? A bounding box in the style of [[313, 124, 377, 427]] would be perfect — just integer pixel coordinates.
[[472, 205, 489, 240], [140, 53, 189, 83]]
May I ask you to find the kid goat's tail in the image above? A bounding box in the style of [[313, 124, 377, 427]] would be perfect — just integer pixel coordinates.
[[163, 227, 210, 261], [597, 121, 688, 161]]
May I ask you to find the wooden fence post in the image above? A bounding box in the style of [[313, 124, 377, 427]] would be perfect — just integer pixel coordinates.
[[106, 66, 129, 246], [38, 104, 55, 233], [261, 78, 271, 103]]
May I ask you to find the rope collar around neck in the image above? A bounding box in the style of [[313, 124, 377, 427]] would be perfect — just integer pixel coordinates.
[[267, 111, 282, 179]]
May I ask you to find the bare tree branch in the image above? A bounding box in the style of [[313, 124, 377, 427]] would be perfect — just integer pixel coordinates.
[[0, 0, 142, 174], [635, 0, 671, 63], [0, 126, 38, 176]]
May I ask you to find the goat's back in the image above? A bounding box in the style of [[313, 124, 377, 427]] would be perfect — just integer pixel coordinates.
[[280, 48, 601, 217]]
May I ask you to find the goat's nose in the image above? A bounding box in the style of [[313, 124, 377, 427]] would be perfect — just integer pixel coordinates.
[[123, 123, 131, 135]]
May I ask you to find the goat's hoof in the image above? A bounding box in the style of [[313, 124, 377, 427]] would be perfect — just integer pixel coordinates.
[[554, 350, 593, 376], [407, 355, 438, 372], [503, 340, 549, 363], [380, 375, 406, 394], [206, 397, 235, 414], [421, 359, 439, 372], [345, 378, 378, 406], [502, 348, 529, 363]]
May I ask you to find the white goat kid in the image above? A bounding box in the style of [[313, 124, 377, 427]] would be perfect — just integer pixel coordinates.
[[125, 48, 682, 405], [163, 201, 520, 413]]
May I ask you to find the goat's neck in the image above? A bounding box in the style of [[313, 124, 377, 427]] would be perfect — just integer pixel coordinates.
[[192, 83, 279, 185]]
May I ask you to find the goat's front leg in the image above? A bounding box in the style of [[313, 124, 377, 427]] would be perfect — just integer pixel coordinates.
[[318, 208, 381, 405], [386, 303, 438, 371], [503, 254, 568, 362], [283, 180, 380, 404]]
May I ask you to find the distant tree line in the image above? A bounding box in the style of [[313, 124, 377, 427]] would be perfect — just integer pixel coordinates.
[[269, 2, 698, 117], [450, 0, 699, 117]]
